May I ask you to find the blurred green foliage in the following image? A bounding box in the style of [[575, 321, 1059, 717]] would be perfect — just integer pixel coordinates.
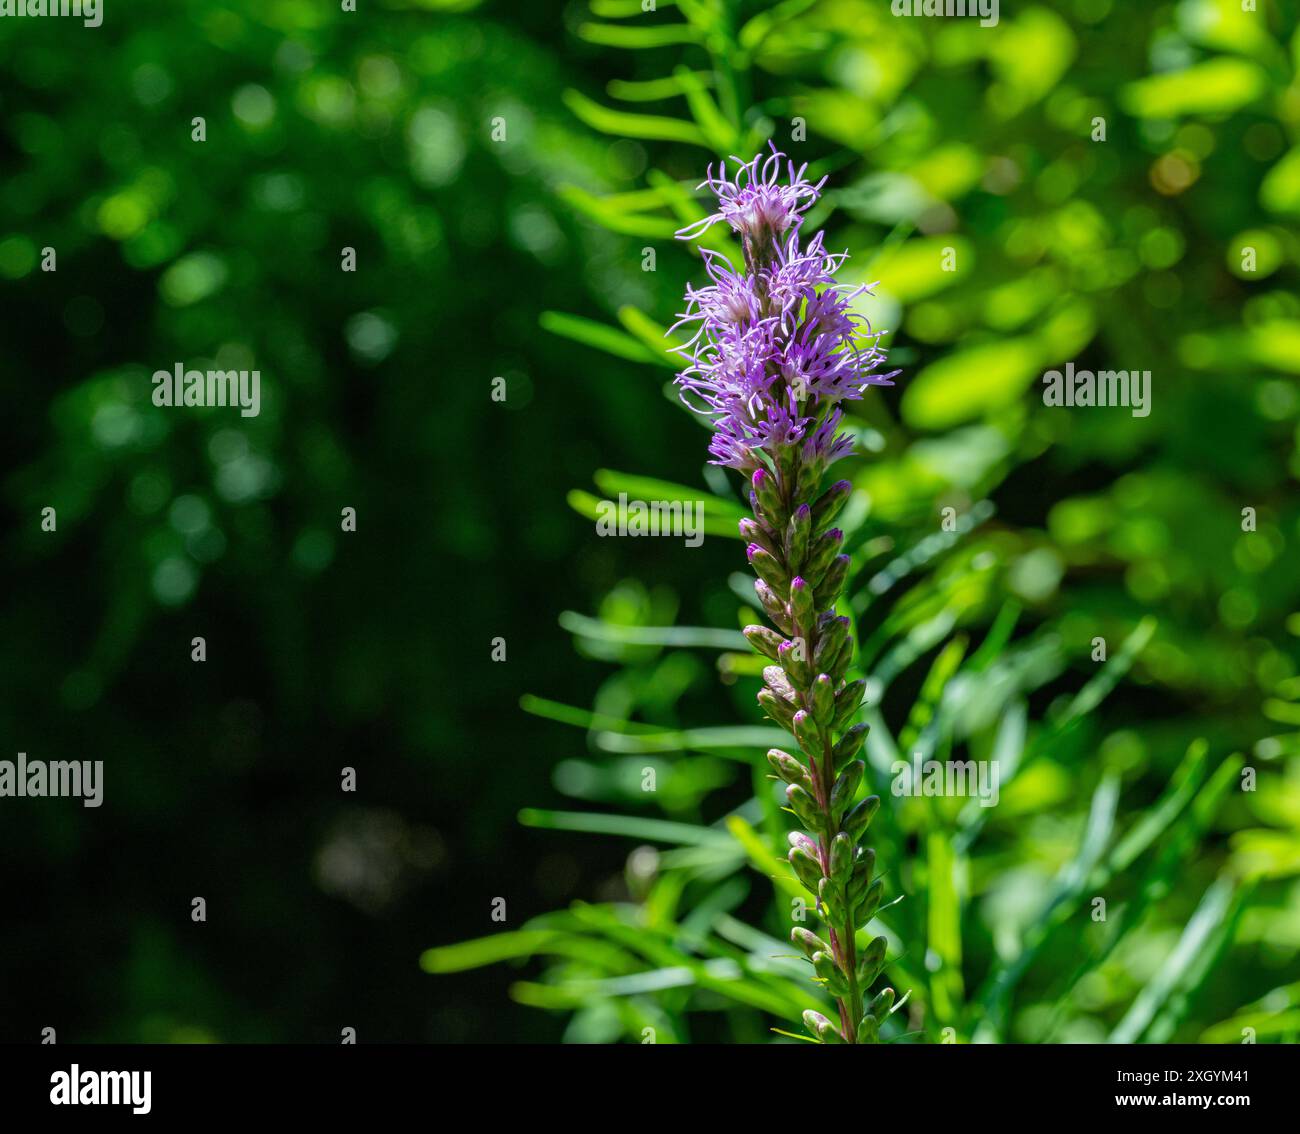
[[3, 0, 1299, 1044]]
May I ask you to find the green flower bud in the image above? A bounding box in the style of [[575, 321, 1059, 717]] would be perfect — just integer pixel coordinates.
[[813, 616, 848, 672], [776, 446, 802, 505], [832, 723, 869, 772], [754, 579, 794, 636], [846, 847, 876, 901], [868, 988, 896, 1020], [743, 624, 785, 661], [855, 934, 887, 986], [812, 480, 852, 530], [791, 927, 831, 960], [778, 637, 811, 689], [802, 1010, 844, 1045], [804, 528, 844, 582], [811, 673, 835, 727], [855, 1015, 879, 1044], [829, 630, 855, 679], [788, 576, 815, 632], [757, 688, 795, 730], [830, 759, 865, 821], [815, 553, 851, 602], [752, 467, 783, 525], [813, 951, 850, 997], [829, 831, 854, 880], [786, 783, 824, 832], [747, 544, 790, 593], [852, 877, 885, 929], [843, 794, 881, 843], [766, 748, 811, 790], [834, 679, 867, 731], [738, 517, 778, 556], [788, 844, 824, 893], [785, 503, 812, 571], [818, 875, 845, 923], [791, 710, 824, 763]]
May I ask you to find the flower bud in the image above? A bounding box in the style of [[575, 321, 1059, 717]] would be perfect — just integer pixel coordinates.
[[785, 783, 823, 832], [829, 831, 854, 880], [813, 951, 849, 997], [813, 616, 849, 672], [738, 517, 777, 555], [785, 503, 812, 570], [855, 934, 887, 986], [743, 624, 785, 661], [834, 679, 867, 730], [851, 878, 884, 930], [804, 528, 844, 581], [788, 844, 824, 893], [791, 709, 824, 763], [763, 665, 796, 701], [802, 1010, 844, 1045], [752, 467, 782, 523], [816, 553, 851, 602], [832, 723, 869, 771], [830, 759, 864, 821], [778, 638, 811, 689], [767, 748, 811, 790], [754, 579, 794, 635], [757, 687, 795, 730], [818, 875, 845, 923], [868, 988, 895, 1020], [788, 575, 815, 632], [812, 479, 852, 529], [811, 673, 835, 726], [787, 830, 818, 855], [747, 543, 790, 593], [791, 927, 831, 960], [842, 794, 881, 843]]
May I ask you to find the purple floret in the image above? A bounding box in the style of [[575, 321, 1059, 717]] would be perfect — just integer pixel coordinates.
[[671, 145, 898, 472]]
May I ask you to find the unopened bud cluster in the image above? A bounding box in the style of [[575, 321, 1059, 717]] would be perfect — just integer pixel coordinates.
[[743, 463, 893, 1045]]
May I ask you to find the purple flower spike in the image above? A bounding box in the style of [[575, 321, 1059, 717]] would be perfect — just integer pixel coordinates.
[[670, 145, 898, 472], [672, 149, 902, 1046]]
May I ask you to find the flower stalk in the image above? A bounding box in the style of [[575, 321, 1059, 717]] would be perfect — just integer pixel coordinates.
[[672, 145, 899, 1043]]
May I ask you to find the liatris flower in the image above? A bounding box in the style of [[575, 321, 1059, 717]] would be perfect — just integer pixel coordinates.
[[673, 145, 899, 1045]]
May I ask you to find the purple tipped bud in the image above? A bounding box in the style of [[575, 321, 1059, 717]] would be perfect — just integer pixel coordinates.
[[813, 480, 853, 529], [788, 575, 815, 630]]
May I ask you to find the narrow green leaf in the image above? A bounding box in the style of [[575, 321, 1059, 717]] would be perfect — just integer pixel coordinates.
[[926, 832, 964, 1024], [567, 488, 743, 537], [1109, 877, 1239, 1044], [727, 815, 804, 900], [592, 468, 745, 519], [577, 22, 701, 49], [519, 807, 732, 846], [608, 71, 715, 103], [563, 89, 708, 146], [558, 610, 748, 649], [540, 310, 660, 363]]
